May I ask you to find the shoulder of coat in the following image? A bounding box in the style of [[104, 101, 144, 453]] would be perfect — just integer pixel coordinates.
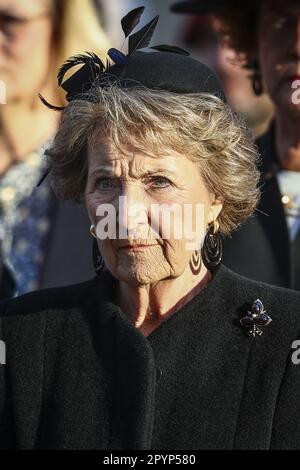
[[0, 276, 99, 319]]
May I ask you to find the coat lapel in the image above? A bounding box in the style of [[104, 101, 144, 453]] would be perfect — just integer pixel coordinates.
[[95, 271, 157, 450], [88, 265, 286, 450], [144, 266, 256, 449]]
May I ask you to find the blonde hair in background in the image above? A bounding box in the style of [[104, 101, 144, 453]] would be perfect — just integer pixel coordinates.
[[50, 0, 111, 103]]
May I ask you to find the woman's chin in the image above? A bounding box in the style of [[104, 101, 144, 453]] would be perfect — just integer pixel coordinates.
[[113, 261, 167, 287]]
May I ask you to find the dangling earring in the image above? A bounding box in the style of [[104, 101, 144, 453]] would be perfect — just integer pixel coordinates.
[[90, 224, 97, 238], [201, 220, 223, 271], [250, 58, 263, 96], [90, 224, 105, 275]]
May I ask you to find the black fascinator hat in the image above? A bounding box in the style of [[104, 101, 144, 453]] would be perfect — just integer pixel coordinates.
[[38, 6, 226, 186], [40, 6, 226, 105]]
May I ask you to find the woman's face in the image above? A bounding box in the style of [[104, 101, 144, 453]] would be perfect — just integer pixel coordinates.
[[85, 136, 223, 286], [0, 0, 53, 102], [257, 0, 300, 115]]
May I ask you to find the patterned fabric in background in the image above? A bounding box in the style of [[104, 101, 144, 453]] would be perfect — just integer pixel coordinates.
[[0, 141, 55, 296]]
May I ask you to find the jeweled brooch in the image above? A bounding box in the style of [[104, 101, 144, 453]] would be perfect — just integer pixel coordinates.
[[240, 299, 272, 337]]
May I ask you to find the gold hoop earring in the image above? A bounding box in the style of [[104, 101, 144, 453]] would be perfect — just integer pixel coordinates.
[[90, 224, 97, 239], [212, 219, 219, 235]]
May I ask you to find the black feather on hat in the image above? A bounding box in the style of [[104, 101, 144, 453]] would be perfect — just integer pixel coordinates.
[[40, 6, 226, 106]]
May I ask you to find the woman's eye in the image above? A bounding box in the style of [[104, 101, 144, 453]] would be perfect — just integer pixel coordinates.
[[148, 176, 172, 189], [95, 177, 116, 190]]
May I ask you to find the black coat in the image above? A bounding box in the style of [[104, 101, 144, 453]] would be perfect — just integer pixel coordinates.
[[1, 264, 300, 450], [223, 123, 300, 290]]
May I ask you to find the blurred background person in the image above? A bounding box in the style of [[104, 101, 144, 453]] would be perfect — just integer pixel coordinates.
[[0, 0, 110, 296], [0, 236, 15, 299], [180, 14, 273, 136], [99, 0, 273, 136], [171, 0, 300, 291]]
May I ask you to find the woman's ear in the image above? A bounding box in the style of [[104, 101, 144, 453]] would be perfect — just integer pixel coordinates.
[[208, 196, 224, 224]]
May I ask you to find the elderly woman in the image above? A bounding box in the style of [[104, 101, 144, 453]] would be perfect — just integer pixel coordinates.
[[1, 8, 300, 450]]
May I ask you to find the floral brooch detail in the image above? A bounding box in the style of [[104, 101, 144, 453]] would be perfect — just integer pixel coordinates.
[[240, 299, 272, 337]]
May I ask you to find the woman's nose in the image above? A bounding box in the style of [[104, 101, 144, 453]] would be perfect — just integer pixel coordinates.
[[117, 184, 149, 236]]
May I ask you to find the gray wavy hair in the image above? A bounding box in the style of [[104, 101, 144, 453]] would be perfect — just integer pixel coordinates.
[[45, 81, 261, 237]]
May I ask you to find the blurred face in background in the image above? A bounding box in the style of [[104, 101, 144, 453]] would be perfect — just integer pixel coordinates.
[[258, 0, 300, 116], [0, 0, 53, 103], [181, 15, 273, 136]]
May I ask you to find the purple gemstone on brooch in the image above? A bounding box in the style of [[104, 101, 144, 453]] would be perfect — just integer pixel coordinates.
[[240, 315, 255, 328], [240, 299, 272, 337], [253, 299, 263, 314], [255, 313, 272, 326]]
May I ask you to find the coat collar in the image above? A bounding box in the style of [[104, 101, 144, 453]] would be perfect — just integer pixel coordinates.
[[80, 263, 300, 449], [91, 269, 157, 449], [91, 264, 256, 449], [92, 263, 257, 342]]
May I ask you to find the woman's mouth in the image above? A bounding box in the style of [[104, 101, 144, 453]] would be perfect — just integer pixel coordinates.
[[118, 244, 157, 251]]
